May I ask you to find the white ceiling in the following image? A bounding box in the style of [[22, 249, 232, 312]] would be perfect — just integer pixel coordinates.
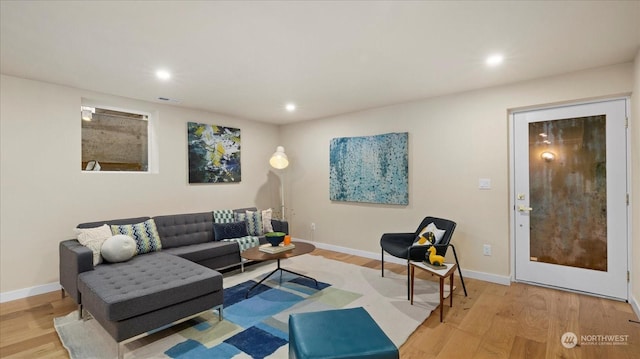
[[2, 1, 639, 124]]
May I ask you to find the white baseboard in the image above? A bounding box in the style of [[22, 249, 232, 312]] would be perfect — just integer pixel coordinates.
[[630, 294, 640, 320], [0, 282, 61, 303], [305, 239, 512, 286], [460, 269, 511, 286]]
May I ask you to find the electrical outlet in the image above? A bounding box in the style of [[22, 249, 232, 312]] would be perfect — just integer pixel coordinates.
[[483, 244, 492, 256], [310, 222, 316, 231]]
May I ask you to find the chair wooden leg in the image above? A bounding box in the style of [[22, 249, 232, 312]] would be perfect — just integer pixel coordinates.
[[449, 244, 467, 297], [381, 249, 385, 277]]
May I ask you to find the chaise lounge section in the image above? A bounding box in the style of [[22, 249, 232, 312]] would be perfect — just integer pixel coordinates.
[[78, 252, 222, 355]]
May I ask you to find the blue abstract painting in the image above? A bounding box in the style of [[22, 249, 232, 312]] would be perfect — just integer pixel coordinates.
[[330, 132, 408, 205]]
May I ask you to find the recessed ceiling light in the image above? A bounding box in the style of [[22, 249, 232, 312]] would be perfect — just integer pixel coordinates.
[[486, 54, 504, 67], [156, 70, 171, 80], [285, 103, 296, 112]]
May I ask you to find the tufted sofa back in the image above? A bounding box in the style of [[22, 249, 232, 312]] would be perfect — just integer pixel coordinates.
[[77, 217, 151, 229], [154, 212, 214, 249]]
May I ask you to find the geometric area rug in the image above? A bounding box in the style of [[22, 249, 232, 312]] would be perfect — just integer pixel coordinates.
[[54, 254, 447, 358]]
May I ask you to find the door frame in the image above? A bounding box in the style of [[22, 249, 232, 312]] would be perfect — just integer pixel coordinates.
[[508, 96, 631, 301]]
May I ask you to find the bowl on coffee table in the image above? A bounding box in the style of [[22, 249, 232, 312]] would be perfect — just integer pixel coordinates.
[[265, 232, 286, 246]]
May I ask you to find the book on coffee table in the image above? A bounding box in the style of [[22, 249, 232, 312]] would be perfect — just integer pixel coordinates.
[[421, 261, 449, 270], [259, 243, 296, 254]]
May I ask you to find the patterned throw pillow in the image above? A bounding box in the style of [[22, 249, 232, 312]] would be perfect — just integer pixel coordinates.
[[75, 224, 112, 266], [111, 219, 162, 255], [245, 210, 264, 236], [213, 209, 235, 224], [213, 221, 249, 240], [414, 223, 446, 246], [234, 212, 247, 222]]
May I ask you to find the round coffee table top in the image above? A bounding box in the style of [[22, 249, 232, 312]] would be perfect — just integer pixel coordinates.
[[241, 241, 316, 262]]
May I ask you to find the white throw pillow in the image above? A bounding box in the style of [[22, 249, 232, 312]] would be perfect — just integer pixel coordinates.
[[101, 235, 136, 263], [262, 208, 274, 233], [75, 224, 112, 266]]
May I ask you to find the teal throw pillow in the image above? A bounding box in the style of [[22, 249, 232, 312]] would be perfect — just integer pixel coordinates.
[[213, 209, 235, 223]]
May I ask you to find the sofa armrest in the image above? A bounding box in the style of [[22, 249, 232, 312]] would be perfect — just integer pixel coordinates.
[[270, 219, 289, 234], [59, 239, 94, 304]]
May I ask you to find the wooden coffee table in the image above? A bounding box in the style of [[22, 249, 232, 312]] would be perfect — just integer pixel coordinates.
[[241, 241, 317, 298]]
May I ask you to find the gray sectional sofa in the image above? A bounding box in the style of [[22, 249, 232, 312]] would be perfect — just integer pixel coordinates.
[[59, 207, 288, 358]]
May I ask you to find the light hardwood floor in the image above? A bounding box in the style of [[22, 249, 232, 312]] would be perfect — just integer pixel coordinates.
[[1, 248, 639, 358]]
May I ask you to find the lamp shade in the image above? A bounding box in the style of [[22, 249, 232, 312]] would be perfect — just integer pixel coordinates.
[[269, 146, 289, 169]]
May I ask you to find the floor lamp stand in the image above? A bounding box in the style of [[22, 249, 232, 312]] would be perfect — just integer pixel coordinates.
[[280, 175, 285, 221], [276, 170, 286, 221]]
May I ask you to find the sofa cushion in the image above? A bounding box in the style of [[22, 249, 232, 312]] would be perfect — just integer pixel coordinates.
[[78, 252, 222, 322], [111, 219, 162, 255], [162, 241, 239, 263], [154, 212, 214, 249]]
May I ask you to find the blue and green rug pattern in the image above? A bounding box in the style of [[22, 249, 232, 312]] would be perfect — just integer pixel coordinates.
[[163, 271, 361, 358]]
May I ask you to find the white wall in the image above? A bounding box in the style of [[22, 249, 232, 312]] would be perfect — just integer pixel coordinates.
[[0, 75, 282, 296], [281, 63, 634, 282]]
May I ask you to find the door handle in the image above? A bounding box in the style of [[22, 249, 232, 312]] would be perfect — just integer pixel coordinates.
[[518, 205, 533, 212]]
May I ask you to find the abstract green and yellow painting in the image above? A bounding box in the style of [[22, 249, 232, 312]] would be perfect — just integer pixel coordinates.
[[188, 122, 241, 183]]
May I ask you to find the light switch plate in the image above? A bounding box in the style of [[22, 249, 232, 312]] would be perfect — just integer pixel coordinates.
[[478, 178, 491, 190]]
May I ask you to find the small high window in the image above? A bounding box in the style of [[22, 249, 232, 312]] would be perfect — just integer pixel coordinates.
[[81, 106, 149, 172]]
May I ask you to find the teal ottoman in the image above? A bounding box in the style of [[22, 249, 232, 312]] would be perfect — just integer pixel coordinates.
[[288, 307, 399, 359]]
